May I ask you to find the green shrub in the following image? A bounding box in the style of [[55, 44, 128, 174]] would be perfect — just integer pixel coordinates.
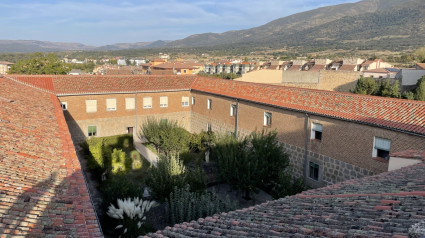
[[130, 150, 143, 170], [166, 185, 237, 225], [140, 118, 192, 156], [101, 176, 144, 208], [111, 149, 130, 175], [146, 154, 207, 201], [185, 167, 207, 192], [213, 130, 295, 199], [146, 154, 187, 201]]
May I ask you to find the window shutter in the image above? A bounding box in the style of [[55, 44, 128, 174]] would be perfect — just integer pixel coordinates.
[[143, 97, 152, 108], [182, 96, 189, 107], [375, 137, 391, 151], [312, 123, 322, 132], [160, 96, 168, 107], [86, 100, 97, 112], [106, 98, 116, 110], [125, 98, 135, 110]]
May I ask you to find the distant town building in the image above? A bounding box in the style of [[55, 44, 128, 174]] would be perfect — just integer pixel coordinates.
[[0, 61, 14, 74]]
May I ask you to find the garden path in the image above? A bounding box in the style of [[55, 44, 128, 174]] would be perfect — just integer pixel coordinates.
[[133, 134, 159, 166]]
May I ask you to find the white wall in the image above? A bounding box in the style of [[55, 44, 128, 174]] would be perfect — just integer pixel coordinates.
[[388, 157, 421, 171]]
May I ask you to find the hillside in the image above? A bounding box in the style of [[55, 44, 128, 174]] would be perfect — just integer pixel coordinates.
[[1, 0, 423, 53], [0, 40, 96, 53], [166, 0, 419, 48]]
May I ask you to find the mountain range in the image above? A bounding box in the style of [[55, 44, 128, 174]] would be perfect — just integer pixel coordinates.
[[1, 0, 424, 53]]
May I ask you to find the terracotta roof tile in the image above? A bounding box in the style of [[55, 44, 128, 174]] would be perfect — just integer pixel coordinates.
[[192, 78, 425, 136], [148, 162, 425, 237], [0, 78, 102, 237], [8, 75, 196, 96]]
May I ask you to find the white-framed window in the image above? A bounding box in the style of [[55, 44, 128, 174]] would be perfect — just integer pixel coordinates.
[[264, 112, 272, 126], [61, 102, 68, 111], [143, 97, 152, 109], [181, 96, 189, 107], [191, 96, 195, 105], [207, 99, 212, 109], [311, 123, 323, 141], [125, 97, 135, 110], [373, 137, 391, 159], [85, 100, 97, 113], [160, 96, 168, 108], [106, 98, 117, 111], [309, 161, 320, 181], [230, 104, 237, 116], [88, 125, 97, 137], [207, 123, 212, 132]]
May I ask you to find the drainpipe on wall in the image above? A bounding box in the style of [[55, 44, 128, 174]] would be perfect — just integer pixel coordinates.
[[135, 93, 138, 140], [234, 99, 239, 137], [304, 113, 310, 183]]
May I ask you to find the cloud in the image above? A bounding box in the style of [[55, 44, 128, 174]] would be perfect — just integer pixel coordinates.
[[0, 0, 358, 45]]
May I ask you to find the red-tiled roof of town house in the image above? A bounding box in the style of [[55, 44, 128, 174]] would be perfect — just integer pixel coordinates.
[[0, 61, 14, 65], [147, 161, 425, 237], [153, 62, 197, 70], [7, 75, 196, 96], [416, 63, 425, 70], [0, 77, 102, 237], [192, 77, 425, 136], [390, 150, 425, 160], [308, 64, 326, 71]]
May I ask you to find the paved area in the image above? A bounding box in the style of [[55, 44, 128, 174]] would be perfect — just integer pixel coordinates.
[[133, 134, 159, 165]]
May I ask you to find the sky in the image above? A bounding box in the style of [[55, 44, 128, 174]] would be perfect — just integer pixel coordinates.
[[0, 0, 359, 46]]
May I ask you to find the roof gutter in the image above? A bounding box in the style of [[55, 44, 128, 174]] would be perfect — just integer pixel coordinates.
[[190, 89, 425, 138]]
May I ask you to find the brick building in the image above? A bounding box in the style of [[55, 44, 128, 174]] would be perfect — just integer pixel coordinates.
[[2, 74, 425, 236], [6, 74, 425, 189]]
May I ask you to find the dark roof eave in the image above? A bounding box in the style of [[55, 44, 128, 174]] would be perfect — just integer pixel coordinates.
[[191, 88, 425, 138]]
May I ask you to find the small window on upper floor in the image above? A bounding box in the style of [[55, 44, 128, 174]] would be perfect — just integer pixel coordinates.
[[207, 99, 212, 110], [373, 137, 391, 160], [182, 96, 189, 107], [264, 112, 272, 127], [61, 102, 68, 111], [86, 100, 97, 113], [311, 122, 322, 141], [125, 97, 135, 110], [191, 96, 195, 105], [160, 96, 168, 108], [143, 97, 152, 109], [230, 104, 237, 116], [106, 98, 117, 111]]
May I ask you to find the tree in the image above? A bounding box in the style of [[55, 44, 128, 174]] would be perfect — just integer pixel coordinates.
[[415, 76, 425, 101], [353, 76, 377, 95], [213, 130, 296, 199], [9, 52, 70, 75]]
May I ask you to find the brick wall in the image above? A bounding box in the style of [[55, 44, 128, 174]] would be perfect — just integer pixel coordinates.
[[190, 91, 425, 187], [59, 91, 192, 143]]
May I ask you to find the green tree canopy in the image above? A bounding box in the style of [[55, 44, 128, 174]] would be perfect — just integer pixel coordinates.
[[9, 52, 70, 75], [353, 76, 377, 95], [415, 76, 425, 101]]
